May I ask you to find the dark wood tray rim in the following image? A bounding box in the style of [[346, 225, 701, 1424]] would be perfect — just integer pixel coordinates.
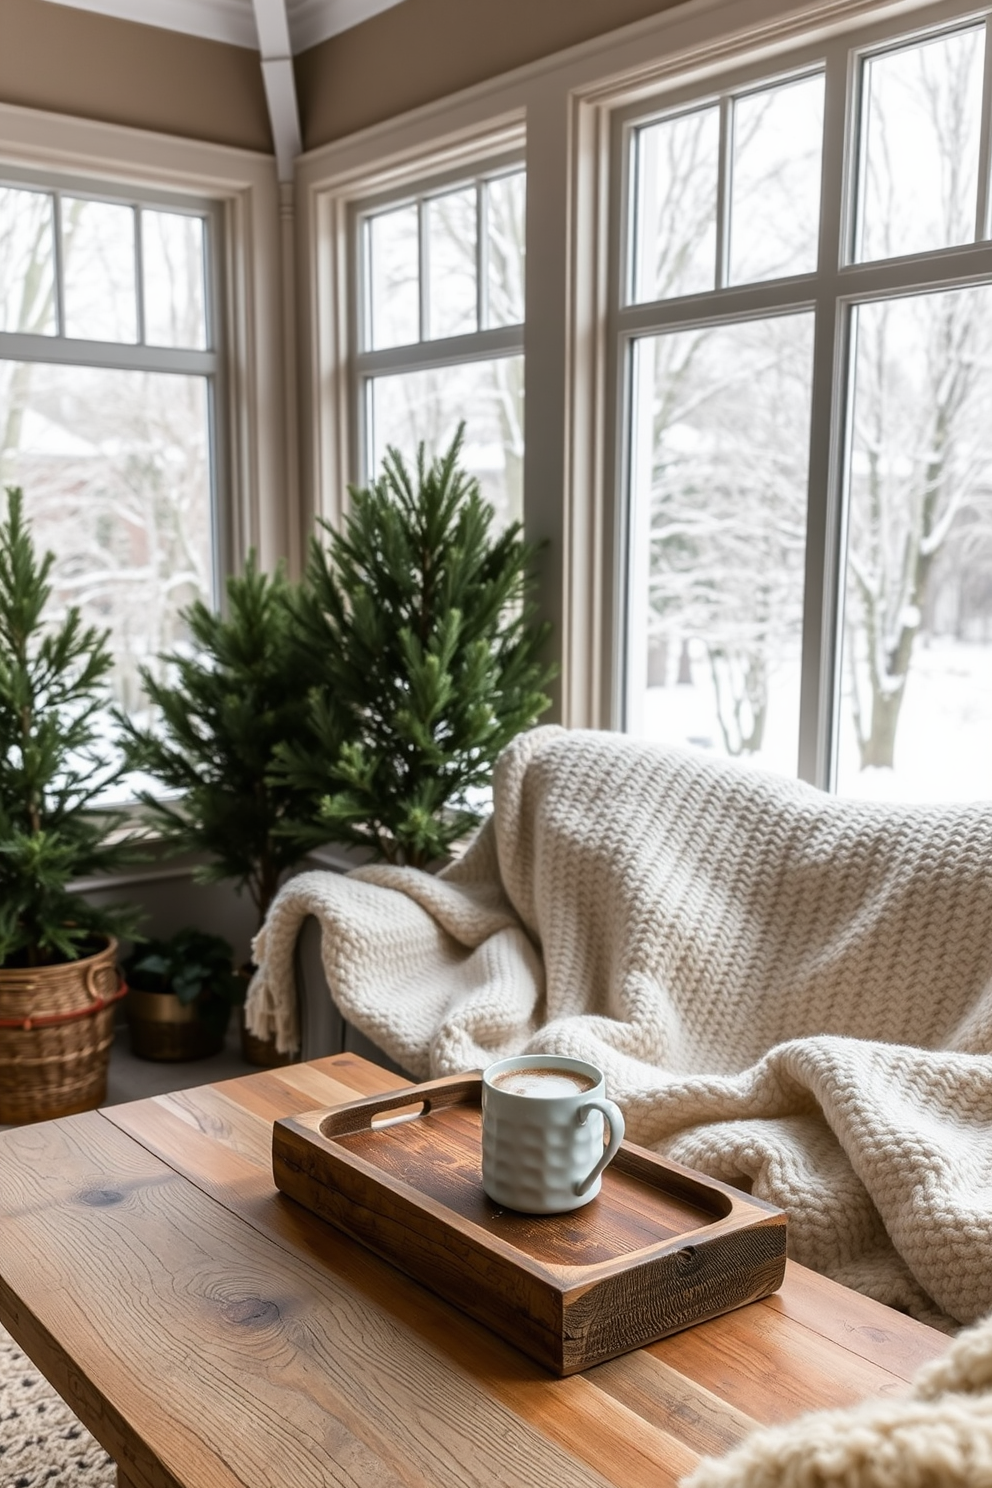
[[274, 1071, 785, 1289]]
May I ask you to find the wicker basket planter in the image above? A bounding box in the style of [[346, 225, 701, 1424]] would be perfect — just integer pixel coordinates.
[[0, 937, 124, 1126]]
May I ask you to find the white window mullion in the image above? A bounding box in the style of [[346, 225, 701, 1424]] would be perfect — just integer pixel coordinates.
[[477, 181, 489, 331], [616, 278, 816, 337], [52, 190, 66, 338], [797, 40, 858, 788], [356, 323, 523, 379], [0, 331, 216, 376], [715, 96, 732, 290], [134, 205, 146, 346], [975, 17, 992, 240], [418, 199, 430, 342]]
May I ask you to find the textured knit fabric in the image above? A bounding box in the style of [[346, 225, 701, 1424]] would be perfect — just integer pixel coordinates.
[[247, 725, 992, 1329], [682, 1307, 992, 1487]]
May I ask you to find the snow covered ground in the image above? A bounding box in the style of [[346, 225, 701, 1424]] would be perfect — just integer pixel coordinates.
[[636, 634, 992, 803]]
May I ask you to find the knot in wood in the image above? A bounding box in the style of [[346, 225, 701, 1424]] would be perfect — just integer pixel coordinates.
[[77, 1188, 124, 1207], [221, 1297, 280, 1328]]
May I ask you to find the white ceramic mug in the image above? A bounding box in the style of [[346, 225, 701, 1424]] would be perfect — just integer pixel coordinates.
[[481, 1054, 625, 1214]]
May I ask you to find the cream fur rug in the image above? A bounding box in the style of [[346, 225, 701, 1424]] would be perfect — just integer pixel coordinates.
[[0, 1323, 114, 1486], [248, 725, 992, 1331]]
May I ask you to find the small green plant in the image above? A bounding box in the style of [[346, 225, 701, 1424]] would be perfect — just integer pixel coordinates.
[[0, 487, 139, 967], [275, 427, 556, 868], [125, 929, 243, 1007], [120, 555, 316, 932]]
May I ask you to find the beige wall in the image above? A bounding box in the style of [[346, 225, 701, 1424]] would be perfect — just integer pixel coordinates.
[[0, 0, 272, 152], [295, 0, 685, 150]]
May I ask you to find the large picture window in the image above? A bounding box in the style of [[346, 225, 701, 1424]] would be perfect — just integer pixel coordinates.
[[0, 172, 223, 723], [353, 163, 525, 527], [616, 12, 992, 802]]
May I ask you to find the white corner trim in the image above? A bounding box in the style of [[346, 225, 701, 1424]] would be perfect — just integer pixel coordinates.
[[261, 57, 302, 180], [253, 0, 301, 182], [254, 0, 293, 54], [287, 0, 406, 52], [41, 0, 409, 52], [41, 0, 260, 49]]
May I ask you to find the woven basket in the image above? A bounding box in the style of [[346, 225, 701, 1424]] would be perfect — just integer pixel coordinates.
[[0, 937, 123, 1125]]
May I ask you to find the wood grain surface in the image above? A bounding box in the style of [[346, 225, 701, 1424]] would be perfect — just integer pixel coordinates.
[[0, 1053, 951, 1488], [272, 1074, 788, 1374]]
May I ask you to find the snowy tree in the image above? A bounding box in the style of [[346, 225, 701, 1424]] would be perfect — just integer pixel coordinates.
[[844, 32, 991, 769]]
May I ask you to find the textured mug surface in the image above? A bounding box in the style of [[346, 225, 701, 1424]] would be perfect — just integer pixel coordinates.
[[481, 1054, 625, 1214]]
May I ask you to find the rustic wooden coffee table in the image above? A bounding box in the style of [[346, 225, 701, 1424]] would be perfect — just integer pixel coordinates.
[[0, 1054, 948, 1488]]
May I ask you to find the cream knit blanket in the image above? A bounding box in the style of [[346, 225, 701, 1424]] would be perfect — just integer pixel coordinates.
[[248, 724, 992, 1331]]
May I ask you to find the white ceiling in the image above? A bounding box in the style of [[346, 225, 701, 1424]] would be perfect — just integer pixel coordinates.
[[42, 0, 407, 54]]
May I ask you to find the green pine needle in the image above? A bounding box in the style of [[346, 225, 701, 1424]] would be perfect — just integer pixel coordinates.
[[273, 426, 556, 868]]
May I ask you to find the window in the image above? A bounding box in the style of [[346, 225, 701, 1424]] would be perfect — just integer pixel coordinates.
[[616, 13, 992, 802], [353, 164, 525, 527], [0, 170, 223, 723]]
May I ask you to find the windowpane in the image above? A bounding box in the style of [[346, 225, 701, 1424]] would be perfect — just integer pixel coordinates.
[[143, 210, 207, 350], [837, 286, 992, 802], [730, 74, 824, 284], [486, 171, 525, 327], [427, 187, 476, 340], [367, 204, 419, 350], [368, 356, 523, 528], [0, 360, 212, 717], [62, 198, 137, 343], [857, 28, 984, 262], [628, 314, 814, 774], [0, 187, 56, 335], [631, 107, 719, 303]]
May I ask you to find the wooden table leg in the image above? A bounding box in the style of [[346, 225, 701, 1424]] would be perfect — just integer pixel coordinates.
[[117, 1470, 137, 1488]]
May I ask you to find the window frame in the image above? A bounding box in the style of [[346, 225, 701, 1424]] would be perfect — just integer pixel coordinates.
[[296, 113, 525, 542], [347, 152, 526, 495], [0, 162, 230, 602], [296, 0, 989, 743], [0, 100, 292, 582], [606, 2, 992, 790]]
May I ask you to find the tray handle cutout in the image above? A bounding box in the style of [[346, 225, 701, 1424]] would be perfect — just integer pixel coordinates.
[[319, 1072, 484, 1139]]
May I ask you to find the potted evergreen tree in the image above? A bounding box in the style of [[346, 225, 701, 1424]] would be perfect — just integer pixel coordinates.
[[0, 488, 139, 1124], [120, 555, 316, 1064], [275, 428, 556, 868]]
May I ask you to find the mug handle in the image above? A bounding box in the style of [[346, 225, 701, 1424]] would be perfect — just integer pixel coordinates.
[[573, 1099, 625, 1196]]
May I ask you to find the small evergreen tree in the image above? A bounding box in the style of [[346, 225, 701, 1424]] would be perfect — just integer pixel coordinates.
[[120, 555, 316, 930], [276, 428, 555, 868], [0, 487, 139, 967]]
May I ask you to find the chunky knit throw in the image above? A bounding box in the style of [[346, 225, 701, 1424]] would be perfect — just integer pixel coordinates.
[[248, 725, 992, 1331], [683, 1306, 992, 1488]]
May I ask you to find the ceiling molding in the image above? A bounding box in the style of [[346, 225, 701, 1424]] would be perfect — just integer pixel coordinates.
[[42, 0, 259, 49], [42, 0, 407, 53], [287, 0, 405, 51]]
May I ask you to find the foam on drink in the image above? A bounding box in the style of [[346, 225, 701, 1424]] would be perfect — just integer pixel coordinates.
[[492, 1067, 596, 1098]]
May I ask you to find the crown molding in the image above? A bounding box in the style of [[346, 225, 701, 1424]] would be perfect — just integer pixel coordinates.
[[41, 0, 407, 52], [288, 0, 405, 51]]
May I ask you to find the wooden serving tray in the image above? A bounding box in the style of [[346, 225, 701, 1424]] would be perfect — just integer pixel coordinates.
[[272, 1072, 787, 1376]]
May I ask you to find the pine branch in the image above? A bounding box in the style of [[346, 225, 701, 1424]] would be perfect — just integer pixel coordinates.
[[0, 487, 139, 967], [120, 553, 316, 928], [274, 426, 556, 869]]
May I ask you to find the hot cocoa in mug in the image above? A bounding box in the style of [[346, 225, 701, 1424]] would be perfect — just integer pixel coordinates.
[[490, 1066, 597, 1098], [482, 1054, 624, 1214]]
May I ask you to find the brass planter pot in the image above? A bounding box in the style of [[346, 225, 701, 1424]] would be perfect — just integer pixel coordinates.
[[236, 964, 294, 1068], [0, 937, 123, 1125], [126, 988, 229, 1062], [240, 1011, 294, 1067]]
